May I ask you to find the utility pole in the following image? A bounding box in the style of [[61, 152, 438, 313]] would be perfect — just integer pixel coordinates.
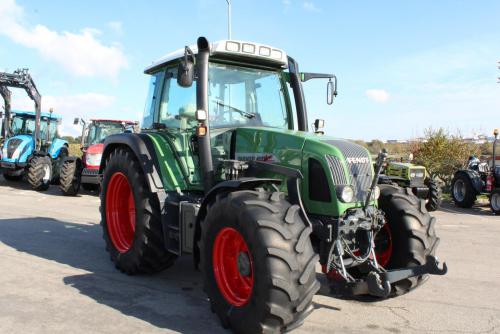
[[225, 0, 232, 39]]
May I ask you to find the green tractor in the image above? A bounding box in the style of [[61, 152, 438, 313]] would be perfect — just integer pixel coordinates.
[[98, 37, 446, 333], [379, 162, 442, 211]]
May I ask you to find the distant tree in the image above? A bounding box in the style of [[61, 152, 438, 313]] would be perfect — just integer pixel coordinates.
[[411, 128, 480, 188]]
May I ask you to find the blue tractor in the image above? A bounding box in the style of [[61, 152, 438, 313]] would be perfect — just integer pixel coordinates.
[[0, 69, 68, 190]]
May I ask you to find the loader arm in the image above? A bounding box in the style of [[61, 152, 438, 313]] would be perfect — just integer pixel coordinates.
[[0, 69, 42, 148]]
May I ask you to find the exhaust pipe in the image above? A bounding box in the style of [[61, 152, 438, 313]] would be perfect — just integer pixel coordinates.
[[196, 37, 214, 192]]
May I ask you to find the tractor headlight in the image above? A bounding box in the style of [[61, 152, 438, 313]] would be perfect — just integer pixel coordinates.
[[337, 185, 354, 203], [410, 172, 416, 178], [416, 171, 425, 178], [86, 153, 102, 167]]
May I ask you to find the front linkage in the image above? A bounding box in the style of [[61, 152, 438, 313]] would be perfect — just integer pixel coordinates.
[[315, 151, 447, 297]]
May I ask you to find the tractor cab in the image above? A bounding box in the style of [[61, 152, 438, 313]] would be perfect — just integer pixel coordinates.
[[59, 118, 139, 195], [1, 110, 63, 166]]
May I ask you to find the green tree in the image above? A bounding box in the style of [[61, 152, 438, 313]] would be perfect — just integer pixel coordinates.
[[411, 128, 480, 188]]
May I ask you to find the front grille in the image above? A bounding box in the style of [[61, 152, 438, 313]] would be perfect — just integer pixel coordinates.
[[82, 168, 99, 176], [7, 139, 22, 158], [325, 140, 373, 202], [326, 155, 348, 185]]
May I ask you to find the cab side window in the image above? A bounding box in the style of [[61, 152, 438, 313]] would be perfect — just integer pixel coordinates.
[[158, 67, 197, 130]]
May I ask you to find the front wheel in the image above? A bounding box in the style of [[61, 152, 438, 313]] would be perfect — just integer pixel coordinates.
[[425, 177, 442, 212], [200, 189, 320, 333], [451, 173, 476, 208], [27, 156, 52, 191], [59, 158, 82, 196], [100, 147, 176, 274], [377, 185, 439, 296], [490, 189, 500, 215]]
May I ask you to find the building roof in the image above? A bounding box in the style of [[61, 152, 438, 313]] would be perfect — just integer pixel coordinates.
[[144, 39, 288, 73]]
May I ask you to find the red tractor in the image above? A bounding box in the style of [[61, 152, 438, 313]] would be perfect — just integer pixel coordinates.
[[59, 118, 138, 195]]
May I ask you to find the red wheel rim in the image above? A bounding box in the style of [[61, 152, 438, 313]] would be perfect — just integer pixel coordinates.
[[375, 224, 393, 267], [106, 172, 136, 253], [212, 227, 254, 306]]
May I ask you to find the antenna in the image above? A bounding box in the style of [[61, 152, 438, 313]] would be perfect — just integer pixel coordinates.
[[225, 0, 232, 39]]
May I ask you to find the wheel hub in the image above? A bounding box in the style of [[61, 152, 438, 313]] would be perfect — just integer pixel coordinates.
[[453, 180, 465, 202], [212, 227, 254, 307], [105, 172, 136, 253]]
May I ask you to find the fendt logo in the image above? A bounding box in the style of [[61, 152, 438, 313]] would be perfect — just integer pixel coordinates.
[[346, 157, 369, 164]]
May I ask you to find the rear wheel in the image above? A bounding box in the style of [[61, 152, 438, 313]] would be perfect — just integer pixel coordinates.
[[377, 185, 439, 296], [100, 147, 176, 274], [490, 189, 500, 215], [3, 171, 23, 181], [200, 189, 319, 333], [27, 156, 52, 191], [451, 173, 476, 208], [59, 158, 82, 196], [425, 177, 442, 212]]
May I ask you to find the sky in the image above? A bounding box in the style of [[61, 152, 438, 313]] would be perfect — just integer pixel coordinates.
[[0, 0, 499, 140]]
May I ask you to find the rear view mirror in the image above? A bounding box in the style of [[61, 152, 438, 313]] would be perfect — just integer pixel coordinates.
[[177, 46, 195, 88], [73, 118, 80, 125], [327, 77, 338, 105]]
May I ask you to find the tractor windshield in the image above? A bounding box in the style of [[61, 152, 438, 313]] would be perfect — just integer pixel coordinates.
[[10, 115, 36, 136], [208, 63, 289, 129], [86, 121, 124, 145]]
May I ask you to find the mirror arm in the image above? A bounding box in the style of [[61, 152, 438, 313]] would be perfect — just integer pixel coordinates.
[[301, 72, 335, 82]]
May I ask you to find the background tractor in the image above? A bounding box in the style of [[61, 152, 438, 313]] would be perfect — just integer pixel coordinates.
[[0, 69, 68, 191], [379, 161, 442, 211], [59, 118, 139, 195], [451, 129, 500, 214], [98, 37, 446, 333]]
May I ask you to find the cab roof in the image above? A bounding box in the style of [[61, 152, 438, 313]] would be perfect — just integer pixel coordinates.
[[90, 119, 137, 124], [11, 110, 61, 120], [144, 39, 288, 74]]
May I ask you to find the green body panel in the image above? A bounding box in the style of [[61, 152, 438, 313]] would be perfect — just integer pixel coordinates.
[[385, 161, 427, 185], [146, 132, 203, 192], [233, 127, 373, 217]]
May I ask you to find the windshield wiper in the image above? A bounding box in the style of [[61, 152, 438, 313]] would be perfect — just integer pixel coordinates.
[[213, 99, 255, 119]]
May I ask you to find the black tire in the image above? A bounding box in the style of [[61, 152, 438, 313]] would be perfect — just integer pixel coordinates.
[[100, 147, 176, 274], [51, 147, 68, 185], [82, 183, 99, 191], [490, 189, 500, 215], [425, 177, 442, 212], [451, 173, 476, 208], [200, 189, 320, 333], [27, 155, 52, 191], [3, 172, 23, 181], [377, 185, 439, 296], [59, 158, 82, 196]]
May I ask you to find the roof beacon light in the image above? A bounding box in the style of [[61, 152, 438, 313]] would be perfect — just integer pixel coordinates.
[[259, 46, 271, 57], [225, 41, 240, 52], [242, 43, 255, 54]]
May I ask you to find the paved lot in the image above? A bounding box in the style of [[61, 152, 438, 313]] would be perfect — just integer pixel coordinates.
[[0, 178, 499, 334]]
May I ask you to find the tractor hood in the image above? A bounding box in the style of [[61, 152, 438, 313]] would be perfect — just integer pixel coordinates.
[[1, 135, 34, 163], [231, 127, 374, 216]]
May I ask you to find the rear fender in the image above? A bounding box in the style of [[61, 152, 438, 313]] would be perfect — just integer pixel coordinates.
[[100, 133, 165, 193], [48, 139, 69, 159], [455, 170, 482, 194]]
